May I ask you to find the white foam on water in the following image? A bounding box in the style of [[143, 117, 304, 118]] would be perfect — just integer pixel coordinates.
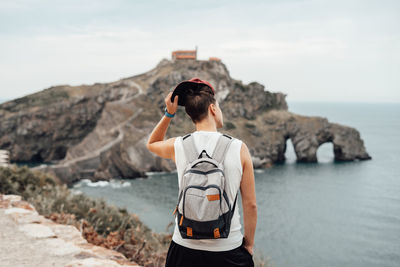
[[109, 179, 131, 188], [86, 180, 109, 187], [72, 178, 132, 189]]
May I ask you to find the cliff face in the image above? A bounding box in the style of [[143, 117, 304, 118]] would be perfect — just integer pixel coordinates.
[[0, 59, 371, 185]]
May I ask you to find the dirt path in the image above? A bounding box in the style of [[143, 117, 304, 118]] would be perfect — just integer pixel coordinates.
[[0, 209, 77, 267], [0, 194, 140, 267]]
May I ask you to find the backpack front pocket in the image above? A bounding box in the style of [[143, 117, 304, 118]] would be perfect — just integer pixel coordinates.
[[183, 185, 222, 222]]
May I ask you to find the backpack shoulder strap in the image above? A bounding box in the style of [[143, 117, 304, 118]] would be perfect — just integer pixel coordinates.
[[212, 133, 234, 164], [182, 133, 198, 163]]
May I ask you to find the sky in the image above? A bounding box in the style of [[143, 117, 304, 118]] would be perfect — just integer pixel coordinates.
[[0, 0, 399, 103]]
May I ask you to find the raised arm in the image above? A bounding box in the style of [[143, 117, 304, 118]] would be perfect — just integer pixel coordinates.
[[240, 142, 257, 255], [146, 92, 178, 161]]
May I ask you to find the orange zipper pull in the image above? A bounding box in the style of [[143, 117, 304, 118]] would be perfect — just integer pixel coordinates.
[[172, 206, 178, 215]]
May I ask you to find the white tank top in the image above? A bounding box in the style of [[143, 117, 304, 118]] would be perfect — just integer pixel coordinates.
[[172, 130, 244, 251]]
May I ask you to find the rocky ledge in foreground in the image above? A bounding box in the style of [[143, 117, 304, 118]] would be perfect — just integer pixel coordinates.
[[0, 59, 371, 185], [0, 194, 141, 267]]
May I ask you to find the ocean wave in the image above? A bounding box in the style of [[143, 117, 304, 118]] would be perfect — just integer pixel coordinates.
[[145, 170, 175, 176], [109, 179, 131, 188], [73, 178, 131, 189]]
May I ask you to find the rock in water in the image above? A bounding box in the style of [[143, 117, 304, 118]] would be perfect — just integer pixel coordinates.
[[0, 59, 371, 185]]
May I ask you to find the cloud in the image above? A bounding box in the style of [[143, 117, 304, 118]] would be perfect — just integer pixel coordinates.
[[0, 0, 399, 102]]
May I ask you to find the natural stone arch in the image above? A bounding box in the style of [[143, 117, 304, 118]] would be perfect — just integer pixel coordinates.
[[281, 135, 297, 163], [316, 141, 334, 163], [287, 115, 371, 163]]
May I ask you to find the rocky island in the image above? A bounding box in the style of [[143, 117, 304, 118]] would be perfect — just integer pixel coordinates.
[[0, 58, 371, 185]]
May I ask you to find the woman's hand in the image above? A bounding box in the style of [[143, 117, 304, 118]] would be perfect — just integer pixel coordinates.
[[244, 244, 254, 256], [243, 237, 254, 256], [165, 92, 179, 115]]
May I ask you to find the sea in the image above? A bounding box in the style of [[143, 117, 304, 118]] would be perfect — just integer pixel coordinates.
[[69, 101, 399, 267]]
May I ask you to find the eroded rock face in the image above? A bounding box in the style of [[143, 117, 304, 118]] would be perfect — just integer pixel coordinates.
[[0, 94, 103, 162], [0, 59, 371, 185]]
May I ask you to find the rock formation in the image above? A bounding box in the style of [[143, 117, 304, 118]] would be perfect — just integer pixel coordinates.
[[0, 59, 371, 185], [0, 194, 140, 267]]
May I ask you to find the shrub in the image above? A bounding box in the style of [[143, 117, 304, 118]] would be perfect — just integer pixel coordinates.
[[245, 122, 256, 128], [224, 121, 236, 130]]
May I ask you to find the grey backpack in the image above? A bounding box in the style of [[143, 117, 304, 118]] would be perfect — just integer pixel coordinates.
[[173, 132, 238, 239]]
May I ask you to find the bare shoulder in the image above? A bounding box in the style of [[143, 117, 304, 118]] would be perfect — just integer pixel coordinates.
[[239, 141, 255, 196], [240, 141, 252, 168]]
